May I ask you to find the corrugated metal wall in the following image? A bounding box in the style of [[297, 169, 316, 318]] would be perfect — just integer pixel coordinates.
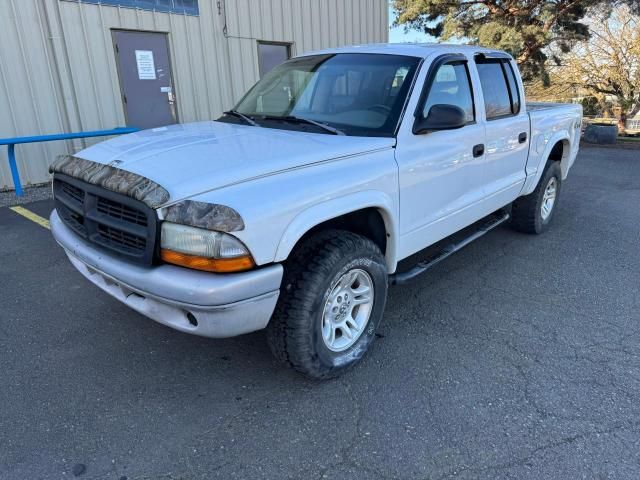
[[0, 0, 388, 190]]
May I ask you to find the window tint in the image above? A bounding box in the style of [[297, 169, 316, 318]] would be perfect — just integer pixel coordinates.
[[504, 62, 521, 114], [423, 63, 475, 123], [258, 43, 291, 77], [476, 62, 512, 119]]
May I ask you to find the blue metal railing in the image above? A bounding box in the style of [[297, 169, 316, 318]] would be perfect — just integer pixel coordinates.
[[0, 127, 139, 196]]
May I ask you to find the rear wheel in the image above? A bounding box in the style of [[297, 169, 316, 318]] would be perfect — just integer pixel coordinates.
[[266, 230, 388, 379], [511, 161, 562, 234]]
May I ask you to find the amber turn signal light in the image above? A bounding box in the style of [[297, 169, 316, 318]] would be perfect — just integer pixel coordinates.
[[160, 249, 255, 273]]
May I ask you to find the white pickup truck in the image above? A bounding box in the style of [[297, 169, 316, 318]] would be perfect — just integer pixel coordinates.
[[50, 44, 582, 379]]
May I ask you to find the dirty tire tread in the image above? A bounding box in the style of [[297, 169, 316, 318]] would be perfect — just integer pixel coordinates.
[[511, 160, 561, 234], [266, 229, 387, 379]]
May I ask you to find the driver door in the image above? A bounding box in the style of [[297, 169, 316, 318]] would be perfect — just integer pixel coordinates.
[[395, 54, 488, 258]]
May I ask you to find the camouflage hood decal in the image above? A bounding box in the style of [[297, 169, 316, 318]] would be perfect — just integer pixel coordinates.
[[50, 155, 170, 209], [162, 200, 244, 232]]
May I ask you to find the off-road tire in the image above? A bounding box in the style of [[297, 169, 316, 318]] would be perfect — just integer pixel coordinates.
[[511, 161, 562, 234], [266, 230, 388, 379]]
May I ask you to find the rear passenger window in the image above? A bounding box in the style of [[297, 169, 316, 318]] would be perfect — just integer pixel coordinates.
[[423, 62, 475, 123], [476, 60, 520, 120], [504, 62, 521, 114], [476, 61, 514, 119]]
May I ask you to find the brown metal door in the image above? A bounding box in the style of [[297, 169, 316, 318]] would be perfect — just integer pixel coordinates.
[[113, 30, 177, 129]]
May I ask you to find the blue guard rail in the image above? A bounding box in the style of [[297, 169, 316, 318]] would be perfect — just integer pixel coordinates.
[[0, 127, 139, 196]]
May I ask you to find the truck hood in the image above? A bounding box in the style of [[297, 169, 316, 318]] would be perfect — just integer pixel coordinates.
[[76, 121, 395, 204]]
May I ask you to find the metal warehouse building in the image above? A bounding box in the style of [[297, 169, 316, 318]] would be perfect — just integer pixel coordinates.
[[0, 0, 388, 190]]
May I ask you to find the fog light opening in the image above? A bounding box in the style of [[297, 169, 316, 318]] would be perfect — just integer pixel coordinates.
[[187, 312, 198, 327]]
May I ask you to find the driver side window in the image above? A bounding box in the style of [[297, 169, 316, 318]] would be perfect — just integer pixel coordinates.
[[423, 62, 475, 123]]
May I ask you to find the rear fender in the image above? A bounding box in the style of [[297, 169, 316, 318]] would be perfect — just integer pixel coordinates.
[[522, 132, 571, 196]]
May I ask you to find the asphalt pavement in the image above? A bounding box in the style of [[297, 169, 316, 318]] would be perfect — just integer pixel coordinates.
[[1, 145, 639, 479]]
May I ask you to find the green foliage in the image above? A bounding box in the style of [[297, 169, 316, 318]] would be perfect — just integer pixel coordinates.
[[580, 96, 600, 116], [392, 0, 638, 81]]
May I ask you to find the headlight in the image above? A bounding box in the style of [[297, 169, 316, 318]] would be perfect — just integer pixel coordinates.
[[160, 222, 254, 273]]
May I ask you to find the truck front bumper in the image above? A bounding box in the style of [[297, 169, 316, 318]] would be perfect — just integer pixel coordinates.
[[50, 210, 283, 338]]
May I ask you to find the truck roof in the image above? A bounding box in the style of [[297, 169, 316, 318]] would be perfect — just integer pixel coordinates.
[[302, 43, 513, 60]]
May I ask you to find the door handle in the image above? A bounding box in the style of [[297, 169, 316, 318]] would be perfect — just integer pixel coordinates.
[[472, 144, 485, 158], [518, 132, 528, 143]]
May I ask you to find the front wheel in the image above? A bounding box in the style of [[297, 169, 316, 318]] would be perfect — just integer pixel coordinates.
[[266, 230, 388, 379], [511, 161, 562, 234]]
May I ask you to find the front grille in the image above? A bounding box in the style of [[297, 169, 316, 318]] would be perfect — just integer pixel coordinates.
[[61, 181, 84, 205], [53, 174, 157, 264], [97, 196, 148, 226], [96, 224, 147, 253]]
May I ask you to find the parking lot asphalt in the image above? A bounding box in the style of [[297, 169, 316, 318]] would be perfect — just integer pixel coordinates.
[[1, 145, 640, 479]]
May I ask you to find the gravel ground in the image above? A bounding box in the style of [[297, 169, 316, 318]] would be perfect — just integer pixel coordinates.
[[0, 183, 51, 208], [1, 146, 639, 479]]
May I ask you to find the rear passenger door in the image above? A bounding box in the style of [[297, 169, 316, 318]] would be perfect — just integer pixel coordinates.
[[474, 56, 529, 206]]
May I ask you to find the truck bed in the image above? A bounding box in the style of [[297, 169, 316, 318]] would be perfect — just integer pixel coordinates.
[[526, 102, 579, 112], [526, 102, 582, 181]]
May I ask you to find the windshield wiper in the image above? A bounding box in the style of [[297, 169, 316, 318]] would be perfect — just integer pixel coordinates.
[[261, 115, 345, 135], [223, 110, 260, 127]]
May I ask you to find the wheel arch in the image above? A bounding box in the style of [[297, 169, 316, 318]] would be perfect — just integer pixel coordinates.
[[549, 138, 573, 179], [274, 191, 399, 272], [522, 132, 572, 196]]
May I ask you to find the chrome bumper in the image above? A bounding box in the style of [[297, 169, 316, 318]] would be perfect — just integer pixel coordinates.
[[50, 210, 283, 338]]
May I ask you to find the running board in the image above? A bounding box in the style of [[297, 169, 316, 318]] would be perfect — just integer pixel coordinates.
[[390, 211, 510, 286]]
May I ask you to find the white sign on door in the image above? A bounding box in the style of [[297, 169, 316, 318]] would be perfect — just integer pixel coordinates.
[[135, 50, 156, 80]]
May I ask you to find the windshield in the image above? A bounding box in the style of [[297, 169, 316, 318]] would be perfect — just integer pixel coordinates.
[[224, 53, 421, 137]]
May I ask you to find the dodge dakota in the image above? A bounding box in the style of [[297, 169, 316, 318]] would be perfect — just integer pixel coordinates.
[[50, 44, 582, 378]]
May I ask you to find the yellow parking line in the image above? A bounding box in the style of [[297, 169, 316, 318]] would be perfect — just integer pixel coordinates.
[[9, 206, 50, 230]]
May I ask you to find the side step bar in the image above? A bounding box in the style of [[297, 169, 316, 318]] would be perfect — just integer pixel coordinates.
[[390, 211, 510, 286]]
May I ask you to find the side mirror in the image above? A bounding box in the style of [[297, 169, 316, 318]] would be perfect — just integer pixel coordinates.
[[413, 104, 467, 135]]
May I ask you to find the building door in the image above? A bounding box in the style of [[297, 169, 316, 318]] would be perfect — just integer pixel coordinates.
[[113, 30, 177, 129], [257, 42, 291, 77]]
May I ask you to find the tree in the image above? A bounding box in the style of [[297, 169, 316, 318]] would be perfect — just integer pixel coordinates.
[[580, 97, 600, 117], [392, 0, 640, 82], [553, 6, 640, 120]]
